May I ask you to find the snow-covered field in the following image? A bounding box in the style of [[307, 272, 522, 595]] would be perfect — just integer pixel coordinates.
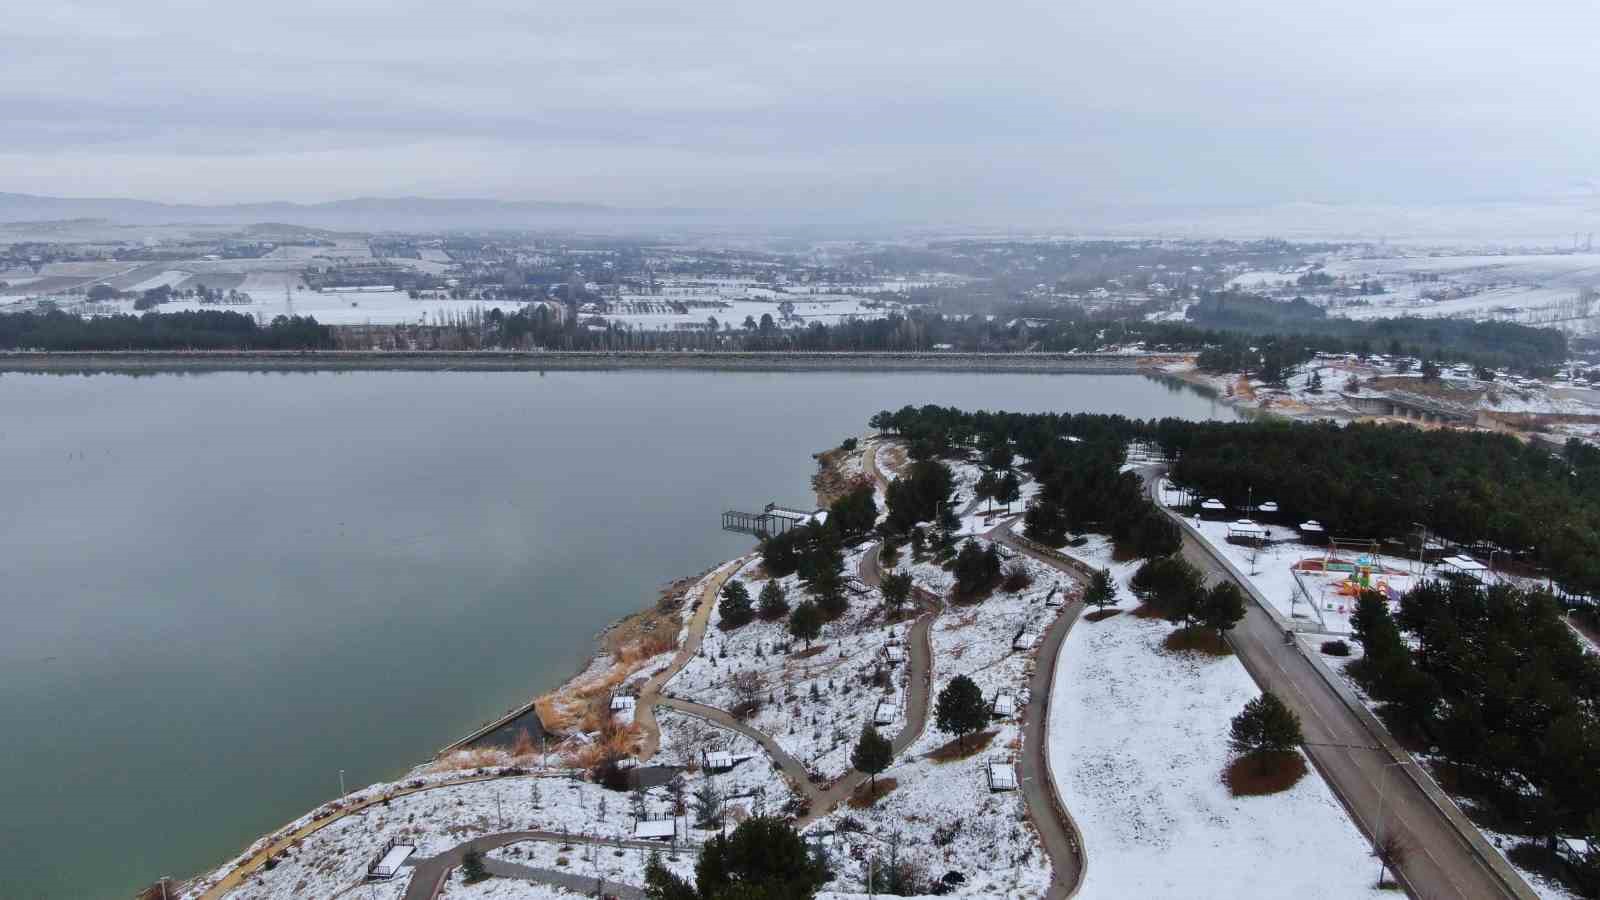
[[1048, 536, 1387, 899], [599, 294, 897, 331], [1231, 250, 1600, 332]]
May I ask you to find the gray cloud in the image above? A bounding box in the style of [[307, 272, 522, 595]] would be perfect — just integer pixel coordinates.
[[2, 0, 1597, 219]]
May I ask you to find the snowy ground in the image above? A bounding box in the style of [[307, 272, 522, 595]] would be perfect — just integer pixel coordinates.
[[599, 294, 897, 331], [488, 830, 698, 887], [1228, 250, 1600, 334], [1048, 536, 1388, 899], [437, 869, 576, 898], [1168, 512, 1419, 635], [665, 546, 907, 780], [809, 551, 1059, 897], [200, 774, 653, 900], [654, 709, 793, 814], [1156, 504, 1580, 900]]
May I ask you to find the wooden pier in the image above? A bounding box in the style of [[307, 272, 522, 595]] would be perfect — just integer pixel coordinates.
[[722, 503, 819, 538]]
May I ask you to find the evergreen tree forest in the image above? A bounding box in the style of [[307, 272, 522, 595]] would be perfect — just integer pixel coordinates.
[[1351, 580, 1600, 848], [0, 309, 335, 350], [870, 404, 1600, 596]]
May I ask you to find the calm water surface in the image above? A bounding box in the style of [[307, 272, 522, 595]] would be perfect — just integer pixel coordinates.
[[0, 370, 1233, 898]]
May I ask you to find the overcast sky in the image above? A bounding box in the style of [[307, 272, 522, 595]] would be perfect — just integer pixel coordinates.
[[4, 0, 1598, 219]]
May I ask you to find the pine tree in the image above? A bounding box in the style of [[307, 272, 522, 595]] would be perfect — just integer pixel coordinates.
[[997, 471, 1022, 513], [461, 847, 489, 883], [691, 777, 723, 828], [974, 471, 999, 515], [788, 600, 823, 649], [644, 851, 698, 900], [757, 579, 789, 622], [813, 566, 848, 621], [935, 674, 988, 750], [881, 570, 914, 618], [1199, 581, 1246, 639], [718, 580, 754, 630], [1024, 496, 1068, 546], [1084, 568, 1118, 611], [1229, 691, 1304, 766], [851, 724, 893, 788]]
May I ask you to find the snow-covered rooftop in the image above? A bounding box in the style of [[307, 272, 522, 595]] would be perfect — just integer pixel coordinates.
[[986, 763, 1018, 791], [633, 819, 676, 840]]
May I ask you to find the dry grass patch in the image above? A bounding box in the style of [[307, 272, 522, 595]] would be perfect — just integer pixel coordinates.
[[1084, 608, 1122, 623], [1222, 750, 1307, 796], [928, 729, 998, 763], [567, 723, 644, 769], [430, 746, 514, 772], [792, 644, 829, 660], [847, 777, 899, 808], [1162, 626, 1233, 656]]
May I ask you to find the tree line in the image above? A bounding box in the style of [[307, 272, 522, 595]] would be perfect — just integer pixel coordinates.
[[870, 404, 1600, 596], [0, 309, 335, 350], [1350, 579, 1600, 864], [1187, 290, 1567, 374]]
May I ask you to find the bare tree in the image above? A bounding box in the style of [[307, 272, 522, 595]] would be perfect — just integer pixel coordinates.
[[1374, 832, 1408, 887], [731, 669, 767, 719], [668, 775, 688, 817]]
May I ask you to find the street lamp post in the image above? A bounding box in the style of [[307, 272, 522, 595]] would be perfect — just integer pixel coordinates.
[[159, 876, 171, 900], [339, 769, 347, 798], [1373, 758, 1411, 887]]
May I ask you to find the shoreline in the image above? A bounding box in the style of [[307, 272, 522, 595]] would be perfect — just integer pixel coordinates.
[[437, 565, 719, 757], [0, 349, 1175, 374]]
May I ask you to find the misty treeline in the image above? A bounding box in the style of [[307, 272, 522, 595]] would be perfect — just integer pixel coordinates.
[[0, 309, 334, 351], [1187, 291, 1568, 375], [336, 295, 1565, 374], [871, 404, 1600, 596], [1349, 580, 1600, 863]]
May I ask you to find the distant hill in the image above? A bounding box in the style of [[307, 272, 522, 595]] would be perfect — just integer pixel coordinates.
[[0, 193, 718, 230]]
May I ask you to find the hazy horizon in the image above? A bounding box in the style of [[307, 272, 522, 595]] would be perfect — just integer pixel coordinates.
[[6, 0, 1600, 223]]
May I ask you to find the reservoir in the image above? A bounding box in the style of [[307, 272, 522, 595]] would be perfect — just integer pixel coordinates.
[[0, 369, 1234, 898]]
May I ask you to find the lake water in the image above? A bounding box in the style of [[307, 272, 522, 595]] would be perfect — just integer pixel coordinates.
[[0, 370, 1234, 899]]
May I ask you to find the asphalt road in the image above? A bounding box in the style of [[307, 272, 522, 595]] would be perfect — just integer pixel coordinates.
[[1149, 468, 1532, 900]]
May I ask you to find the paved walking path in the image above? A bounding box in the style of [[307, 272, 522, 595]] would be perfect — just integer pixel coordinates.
[[403, 828, 686, 900], [1144, 466, 1534, 900], [633, 555, 756, 760], [991, 518, 1090, 900]]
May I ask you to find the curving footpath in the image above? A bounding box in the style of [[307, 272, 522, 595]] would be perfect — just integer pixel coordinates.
[[403, 828, 688, 900], [633, 555, 757, 760], [991, 519, 1090, 900]]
